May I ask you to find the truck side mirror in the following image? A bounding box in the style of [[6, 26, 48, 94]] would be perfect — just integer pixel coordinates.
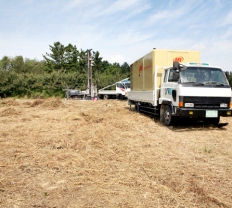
[[225, 71, 229, 80], [173, 62, 180, 71], [172, 71, 179, 82], [173, 61, 187, 71]]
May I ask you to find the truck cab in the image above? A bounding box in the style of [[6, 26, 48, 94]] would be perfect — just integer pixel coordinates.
[[160, 62, 232, 125], [116, 79, 131, 99]]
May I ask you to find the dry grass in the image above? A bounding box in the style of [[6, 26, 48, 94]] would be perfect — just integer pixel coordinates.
[[0, 98, 232, 208]]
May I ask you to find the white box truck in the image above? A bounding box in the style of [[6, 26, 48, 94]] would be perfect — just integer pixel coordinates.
[[128, 49, 232, 126]]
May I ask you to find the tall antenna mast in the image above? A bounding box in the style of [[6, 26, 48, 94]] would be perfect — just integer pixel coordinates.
[[87, 49, 93, 98]]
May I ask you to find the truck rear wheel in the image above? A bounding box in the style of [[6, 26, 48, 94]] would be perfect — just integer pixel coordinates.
[[135, 103, 140, 112], [163, 105, 173, 126], [103, 95, 109, 100]]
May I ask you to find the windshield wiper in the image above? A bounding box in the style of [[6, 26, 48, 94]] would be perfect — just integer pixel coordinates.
[[205, 81, 224, 86], [181, 81, 204, 86], [193, 82, 204, 86], [216, 83, 224, 86]]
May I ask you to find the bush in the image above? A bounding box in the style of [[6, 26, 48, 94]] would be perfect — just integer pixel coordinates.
[[0, 70, 88, 98]]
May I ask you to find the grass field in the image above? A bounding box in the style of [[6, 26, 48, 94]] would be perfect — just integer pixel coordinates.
[[0, 98, 232, 208]]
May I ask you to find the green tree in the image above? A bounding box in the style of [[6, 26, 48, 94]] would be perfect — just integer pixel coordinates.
[[0, 42, 131, 97], [43, 42, 88, 73], [0, 56, 12, 70], [120, 62, 130, 76], [43, 42, 65, 72], [11, 56, 24, 72], [92, 51, 110, 87], [23, 59, 45, 74]]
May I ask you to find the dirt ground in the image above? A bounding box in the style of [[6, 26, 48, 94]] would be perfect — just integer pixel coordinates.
[[0, 98, 232, 208]]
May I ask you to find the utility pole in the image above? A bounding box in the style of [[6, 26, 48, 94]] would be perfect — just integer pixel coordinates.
[[87, 49, 93, 98]]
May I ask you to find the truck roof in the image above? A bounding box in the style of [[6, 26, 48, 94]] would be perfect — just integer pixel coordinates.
[[183, 62, 221, 68]]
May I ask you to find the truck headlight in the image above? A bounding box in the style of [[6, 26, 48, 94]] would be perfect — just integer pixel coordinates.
[[185, 103, 194, 107], [220, 103, 228, 108]]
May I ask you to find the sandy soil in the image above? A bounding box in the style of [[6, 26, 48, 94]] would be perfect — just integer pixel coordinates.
[[0, 98, 232, 208]]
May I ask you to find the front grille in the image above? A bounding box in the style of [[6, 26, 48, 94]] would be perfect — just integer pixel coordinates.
[[194, 103, 220, 109], [183, 96, 230, 109]]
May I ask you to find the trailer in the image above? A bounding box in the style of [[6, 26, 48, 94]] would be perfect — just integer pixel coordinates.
[[98, 78, 130, 100], [128, 49, 232, 126]]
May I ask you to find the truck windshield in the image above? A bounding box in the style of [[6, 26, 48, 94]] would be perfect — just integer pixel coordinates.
[[180, 67, 229, 85], [124, 82, 130, 88]]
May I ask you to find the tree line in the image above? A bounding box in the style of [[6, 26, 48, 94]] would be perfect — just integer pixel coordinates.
[[0, 42, 130, 98], [1, 42, 232, 98]]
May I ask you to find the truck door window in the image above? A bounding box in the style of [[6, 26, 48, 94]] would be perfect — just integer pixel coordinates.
[[117, 83, 124, 88], [168, 69, 177, 82]]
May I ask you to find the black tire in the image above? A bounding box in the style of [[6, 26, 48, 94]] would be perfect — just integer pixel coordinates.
[[135, 103, 140, 112], [99, 95, 104, 99], [117, 94, 123, 100], [103, 94, 109, 100], [163, 105, 173, 126]]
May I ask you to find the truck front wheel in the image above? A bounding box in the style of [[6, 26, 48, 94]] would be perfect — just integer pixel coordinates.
[[163, 105, 173, 126], [117, 94, 123, 100]]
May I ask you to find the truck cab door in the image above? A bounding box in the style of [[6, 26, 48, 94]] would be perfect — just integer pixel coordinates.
[[160, 68, 179, 106], [116, 82, 125, 95]]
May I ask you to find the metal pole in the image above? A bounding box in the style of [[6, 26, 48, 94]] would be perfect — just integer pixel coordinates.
[[87, 49, 92, 97]]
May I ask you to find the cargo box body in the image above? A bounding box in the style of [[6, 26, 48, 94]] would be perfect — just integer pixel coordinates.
[[128, 49, 201, 105]]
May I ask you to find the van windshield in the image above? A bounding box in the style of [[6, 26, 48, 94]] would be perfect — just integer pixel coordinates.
[[180, 67, 229, 85]]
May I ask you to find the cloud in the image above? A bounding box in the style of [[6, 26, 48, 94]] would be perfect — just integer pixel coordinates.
[[101, 0, 143, 15], [103, 54, 125, 64], [147, 10, 170, 25], [221, 11, 232, 26], [65, 0, 96, 9], [221, 27, 232, 39], [113, 30, 154, 45]]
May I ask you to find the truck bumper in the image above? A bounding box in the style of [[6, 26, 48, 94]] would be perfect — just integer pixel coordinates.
[[175, 108, 232, 117]]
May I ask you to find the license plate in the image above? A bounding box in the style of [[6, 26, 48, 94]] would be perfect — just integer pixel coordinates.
[[206, 110, 218, 118]]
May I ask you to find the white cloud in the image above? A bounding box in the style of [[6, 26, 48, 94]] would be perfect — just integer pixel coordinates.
[[221, 11, 232, 26], [65, 0, 95, 9], [114, 30, 154, 45], [221, 27, 232, 39], [101, 0, 142, 15], [103, 54, 125, 64], [147, 10, 170, 25]]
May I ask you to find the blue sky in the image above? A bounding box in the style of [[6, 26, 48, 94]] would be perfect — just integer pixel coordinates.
[[0, 0, 232, 70]]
